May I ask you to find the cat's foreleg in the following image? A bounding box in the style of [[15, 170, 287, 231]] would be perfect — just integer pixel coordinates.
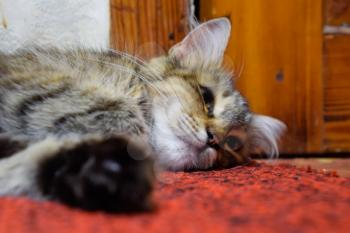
[[0, 136, 72, 199], [0, 134, 155, 212]]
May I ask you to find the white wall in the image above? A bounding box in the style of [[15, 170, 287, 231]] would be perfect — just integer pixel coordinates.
[[0, 0, 110, 53]]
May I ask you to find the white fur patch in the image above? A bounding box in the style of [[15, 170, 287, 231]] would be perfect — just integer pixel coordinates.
[[247, 115, 287, 157], [0, 137, 66, 198], [0, 135, 86, 199], [150, 96, 213, 171]]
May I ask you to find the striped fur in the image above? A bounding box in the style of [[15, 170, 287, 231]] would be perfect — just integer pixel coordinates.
[[0, 18, 285, 211]]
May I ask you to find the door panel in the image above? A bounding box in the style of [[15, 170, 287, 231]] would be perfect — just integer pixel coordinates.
[[200, 0, 323, 153], [324, 35, 350, 151]]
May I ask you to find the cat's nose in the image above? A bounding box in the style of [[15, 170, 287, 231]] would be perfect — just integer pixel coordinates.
[[206, 129, 218, 147]]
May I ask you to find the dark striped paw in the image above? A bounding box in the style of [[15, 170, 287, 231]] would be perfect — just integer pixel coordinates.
[[38, 135, 155, 212]]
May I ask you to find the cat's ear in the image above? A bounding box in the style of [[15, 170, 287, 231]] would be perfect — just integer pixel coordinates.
[[169, 17, 231, 68], [247, 115, 286, 157]]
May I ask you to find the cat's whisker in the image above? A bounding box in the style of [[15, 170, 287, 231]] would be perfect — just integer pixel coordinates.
[[236, 56, 245, 80], [179, 115, 203, 144], [32, 47, 174, 108], [96, 60, 190, 119], [109, 49, 166, 76], [84, 57, 167, 99], [107, 50, 188, 107], [107, 49, 164, 81], [107, 50, 193, 114]]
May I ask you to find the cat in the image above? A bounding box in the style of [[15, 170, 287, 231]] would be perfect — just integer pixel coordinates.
[[0, 18, 285, 212]]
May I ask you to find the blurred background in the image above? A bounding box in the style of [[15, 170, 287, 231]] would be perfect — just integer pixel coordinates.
[[109, 0, 350, 157]]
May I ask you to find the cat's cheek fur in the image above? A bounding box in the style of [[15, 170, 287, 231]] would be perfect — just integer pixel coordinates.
[[150, 115, 217, 171], [150, 106, 190, 170], [150, 97, 213, 171]]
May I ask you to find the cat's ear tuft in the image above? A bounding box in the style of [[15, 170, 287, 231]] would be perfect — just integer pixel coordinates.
[[247, 115, 286, 158], [169, 18, 231, 68]]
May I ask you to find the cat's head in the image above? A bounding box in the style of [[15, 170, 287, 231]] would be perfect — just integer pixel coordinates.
[[148, 18, 286, 170]]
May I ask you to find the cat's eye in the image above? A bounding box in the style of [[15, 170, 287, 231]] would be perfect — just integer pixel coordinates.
[[199, 85, 214, 117]]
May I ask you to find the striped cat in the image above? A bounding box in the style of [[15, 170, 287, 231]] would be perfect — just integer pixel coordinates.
[[0, 18, 285, 212]]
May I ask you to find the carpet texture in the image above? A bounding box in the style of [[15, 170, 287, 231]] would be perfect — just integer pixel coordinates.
[[0, 163, 349, 233]]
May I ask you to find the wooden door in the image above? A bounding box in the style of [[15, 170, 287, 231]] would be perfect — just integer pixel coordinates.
[[109, 0, 191, 58], [323, 0, 350, 152], [201, 0, 324, 154]]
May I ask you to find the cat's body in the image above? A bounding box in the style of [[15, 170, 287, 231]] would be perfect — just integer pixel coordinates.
[[0, 50, 149, 138], [0, 18, 285, 212]]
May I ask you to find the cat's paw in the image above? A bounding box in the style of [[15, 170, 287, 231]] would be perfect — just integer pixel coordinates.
[[38, 135, 155, 212]]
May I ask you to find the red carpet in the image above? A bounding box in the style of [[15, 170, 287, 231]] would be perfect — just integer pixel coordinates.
[[0, 163, 349, 233]]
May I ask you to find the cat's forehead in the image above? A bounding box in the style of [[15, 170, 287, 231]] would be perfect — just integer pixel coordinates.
[[196, 70, 232, 88], [169, 62, 232, 87], [188, 69, 235, 97], [148, 56, 234, 94]]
